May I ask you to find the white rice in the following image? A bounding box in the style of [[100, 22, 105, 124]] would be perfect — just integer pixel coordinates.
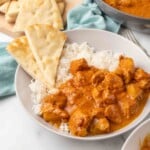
[[56, 42, 94, 86], [56, 42, 121, 86], [29, 42, 122, 122], [32, 104, 42, 115], [29, 80, 48, 104], [91, 50, 121, 72], [59, 122, 70, 133]]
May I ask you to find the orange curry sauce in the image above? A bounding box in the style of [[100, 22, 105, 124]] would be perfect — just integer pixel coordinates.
[[41, 57, 150, 137], [104, 0, 150, 18]]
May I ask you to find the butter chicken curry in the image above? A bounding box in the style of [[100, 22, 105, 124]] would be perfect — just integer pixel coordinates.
[[104, 0, 150, 18], [41, 56, 150, 137]]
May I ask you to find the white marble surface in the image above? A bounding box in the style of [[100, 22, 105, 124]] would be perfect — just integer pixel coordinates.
[[0, 31, 150, 150], [133, 31, 150, 56]]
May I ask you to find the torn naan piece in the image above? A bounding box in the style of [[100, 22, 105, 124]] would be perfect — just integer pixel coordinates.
[[6, 0, 19, 18], [0, 0, 9, 6], [56, 0, 65, 16], [7, 36, 50, 88], [0, 1, 10, 14], [5, 15, 15, 23], [25, 24, 67, 88], [57, 1, 65, 16], [5, 0, 20, 23], [13, 0, 63, 32]]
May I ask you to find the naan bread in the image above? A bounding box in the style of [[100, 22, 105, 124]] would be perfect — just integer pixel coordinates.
[[5, 15, 16, 23], [57, 1, 65, 16], [13, 0, 63, 32], [5, 0, 19, 23], [6, 0, 19, 17], [55, 0, 63, 2], [25, 24, 67, 88], [7, 36, 50, 88], [0, 1, 10, 14], [0, 0, 9, 5]]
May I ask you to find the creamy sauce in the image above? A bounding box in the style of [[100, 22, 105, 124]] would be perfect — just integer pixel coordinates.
[[111, 95, 148, 132], [104, 0, 150, 18], [41, 57, 150, 137]]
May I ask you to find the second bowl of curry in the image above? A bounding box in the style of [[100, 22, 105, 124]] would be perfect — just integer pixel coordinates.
[[95, 0, 150, 33]]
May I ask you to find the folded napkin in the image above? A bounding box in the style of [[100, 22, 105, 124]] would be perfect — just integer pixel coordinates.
[[0, 0, 120, 99], [67, 0, 120, 32], [0, 43, 17, 99]]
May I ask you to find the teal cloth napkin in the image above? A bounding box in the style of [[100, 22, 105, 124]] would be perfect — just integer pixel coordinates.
[[0, 43, 17, 99], [67, 0, 120, 32]]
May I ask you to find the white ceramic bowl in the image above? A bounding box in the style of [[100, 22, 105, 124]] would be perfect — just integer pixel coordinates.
[[15, 29, 150, 140], [122, 119, 150, 150]]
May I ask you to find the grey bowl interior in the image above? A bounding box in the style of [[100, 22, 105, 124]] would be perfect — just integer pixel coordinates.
[[94, 0, 150, 33]]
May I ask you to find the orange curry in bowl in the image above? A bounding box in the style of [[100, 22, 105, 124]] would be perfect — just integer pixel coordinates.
[[103, 0, 150, 18], [40, 56, 150, 137]]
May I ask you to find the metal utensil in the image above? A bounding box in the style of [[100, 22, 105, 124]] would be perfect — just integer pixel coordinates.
[[120, 28, 150, 57]]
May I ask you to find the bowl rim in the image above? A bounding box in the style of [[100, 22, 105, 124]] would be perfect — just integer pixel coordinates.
[[15, 28, 150, 141], [121, 118, 150, 150], [95, 0, 150, 22]]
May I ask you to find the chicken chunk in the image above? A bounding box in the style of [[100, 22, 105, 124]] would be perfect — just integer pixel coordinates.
[[118, 0, 134, 6], [69, 109, 93, 136], [60, 81, 80, 101], [102, 72, 124, 91], [117, 93, 139, 119], [92, 87, 103, 107], [90, 118, 110, 134], [41, 103, 69, 122], [138, 80, 150, 90], [134, 68, 150, 89], [127, 83, 143, 99], [41, 93, 69, 122], [93, 107, 105, 118], [134, 68, 150, 81], [116, 56, 135, 84], [69, 58, 89, 75], [102, 89, 117, 104], [73, 68, 98, 87], [92, 87, 116, 107], [73, 71, 88, 86], [91, 70, 108, 87], [42, 92, 67, 108], [105, 104, 122, 123]]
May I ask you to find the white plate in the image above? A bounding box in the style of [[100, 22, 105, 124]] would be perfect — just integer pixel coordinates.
[[15, 29, 150, 140], [121, 119, 150, 150]]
